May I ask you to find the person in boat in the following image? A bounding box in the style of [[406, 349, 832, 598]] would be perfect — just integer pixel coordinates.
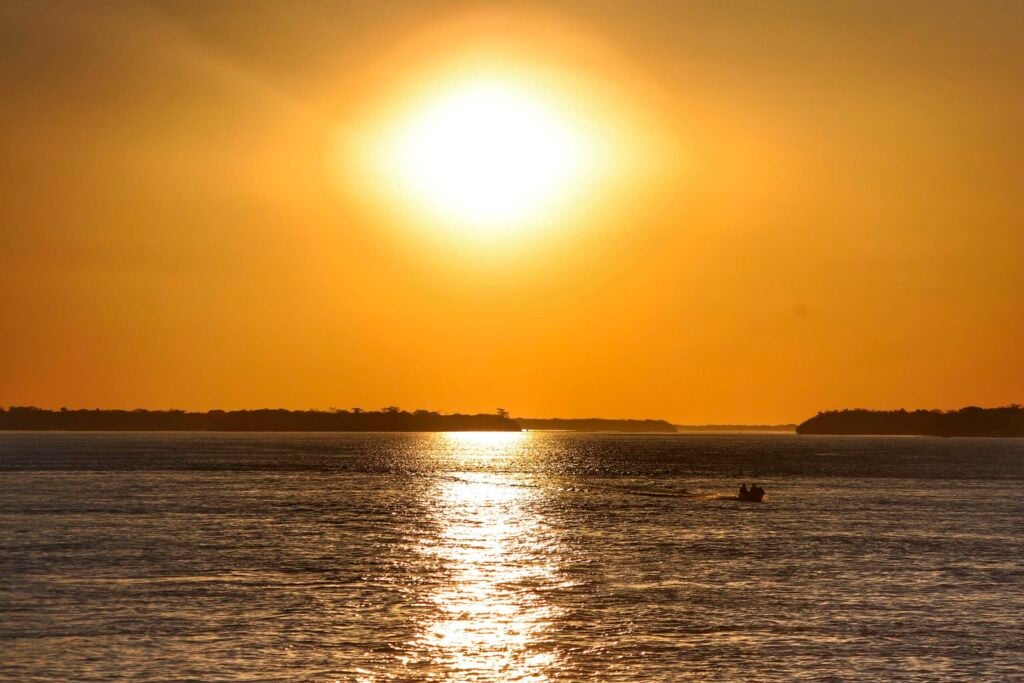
[[737, 483, 765, 500]]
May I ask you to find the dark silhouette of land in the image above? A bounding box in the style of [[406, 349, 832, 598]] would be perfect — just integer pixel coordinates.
[[0, 407, 520, 432], [797, 405, 1024, 437], [0, 408, 680, 433], [517, 418, 677, 432], [674, 424, 796, 433], [8, 405, 1019, 436]]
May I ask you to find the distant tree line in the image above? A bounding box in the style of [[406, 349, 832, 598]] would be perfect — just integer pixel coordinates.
[[674, 424, 796, 432], [0, 407, 521, 432], [796, 405, 1024, 437], [517, 417, 677, 432], [0, 408, 684, 433]]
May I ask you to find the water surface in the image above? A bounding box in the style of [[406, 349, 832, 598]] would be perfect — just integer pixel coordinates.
[[2, 432, 1022, 681]]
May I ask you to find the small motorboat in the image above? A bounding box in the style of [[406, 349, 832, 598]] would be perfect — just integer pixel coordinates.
[[738, 488, 764, 502]]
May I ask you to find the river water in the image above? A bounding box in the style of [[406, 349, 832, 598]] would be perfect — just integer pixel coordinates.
[[1, 432, 1022, 681]]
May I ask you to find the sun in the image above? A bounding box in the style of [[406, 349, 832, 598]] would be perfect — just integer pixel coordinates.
[[369, 74, 602, 235]]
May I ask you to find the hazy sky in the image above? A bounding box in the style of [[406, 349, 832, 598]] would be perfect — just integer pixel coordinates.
[[2, 1, 1021, 423]]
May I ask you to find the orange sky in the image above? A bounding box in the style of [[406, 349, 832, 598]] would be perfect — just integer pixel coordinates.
[[1, 1, 1021, 423]]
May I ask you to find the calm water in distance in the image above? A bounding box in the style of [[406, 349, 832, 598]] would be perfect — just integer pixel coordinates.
[[1, 432, 1022, 681]]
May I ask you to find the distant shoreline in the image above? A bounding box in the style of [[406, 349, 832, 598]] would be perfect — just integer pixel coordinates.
[[674, 424, 796, 433], [796, 406, 1024, 438], [6, 405, 1020, 437], [0, 407, 520, 432], [0, 408, 677, 433], [517, 418, 676, 433]]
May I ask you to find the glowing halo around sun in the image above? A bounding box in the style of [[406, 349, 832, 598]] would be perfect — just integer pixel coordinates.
[[347, 66, 626, 240]]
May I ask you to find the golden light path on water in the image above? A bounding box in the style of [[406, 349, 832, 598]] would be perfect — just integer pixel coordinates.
[[408, 432, 564, 680]]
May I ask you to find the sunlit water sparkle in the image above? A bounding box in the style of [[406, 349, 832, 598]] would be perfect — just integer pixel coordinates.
[[1, 432, 1022, 681]]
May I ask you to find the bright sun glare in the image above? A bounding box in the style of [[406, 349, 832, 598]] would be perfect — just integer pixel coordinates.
[[373, 75, 600, 234]]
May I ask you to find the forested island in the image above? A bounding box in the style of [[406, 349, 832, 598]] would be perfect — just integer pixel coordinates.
[[0, 407, 678, 433], [0, 407, 520, 432], [517, 418, 677, 432], [796, 406, 1024, 437]]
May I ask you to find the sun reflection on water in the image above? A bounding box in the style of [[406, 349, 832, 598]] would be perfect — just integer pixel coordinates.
[[436, 431, 530, 466], [410, 433, 562, 680]]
